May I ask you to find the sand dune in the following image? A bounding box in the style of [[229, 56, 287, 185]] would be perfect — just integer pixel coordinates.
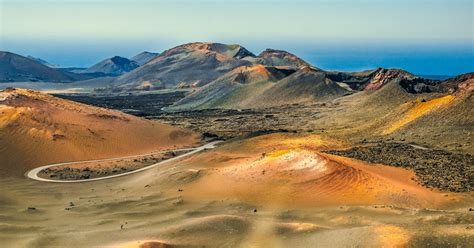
[[0, 133, 471, 247], [0, 88, 201, 176], [172, 134, 448, 208]]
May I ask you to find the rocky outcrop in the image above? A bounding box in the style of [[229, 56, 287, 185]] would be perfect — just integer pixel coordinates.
[[364, 68, 417, 90]]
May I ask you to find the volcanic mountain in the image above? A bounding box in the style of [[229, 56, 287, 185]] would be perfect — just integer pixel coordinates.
[[326, 67, 471, 95], [82, 56, 139, 76], [104, 42, 422, 102], [324, 68, 417, 91], [110, 43, 320, 91], [399, 71, 474, 94], [254, 48, 313, 69], [382, 73, 474, 146], [166, 56, 422, 111], [0, 52, 85, 82], [169, 66, 349, 110], [252, 67, 348, 107], [306, 71, 474, 153], [114, 42, 256, 90], [0, 88, 200, 176], [168, 65, 290, 110], [131, 51, 159, 66]]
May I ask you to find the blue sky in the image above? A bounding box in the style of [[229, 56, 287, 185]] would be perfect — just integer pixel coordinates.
[[1, 0, 473, 75]]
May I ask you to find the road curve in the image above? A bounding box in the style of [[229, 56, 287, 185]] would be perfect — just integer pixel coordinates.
[[26, 141, 222, 183]]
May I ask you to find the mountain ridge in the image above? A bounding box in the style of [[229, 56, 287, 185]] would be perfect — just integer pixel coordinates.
[[131, 51, 160, 66]]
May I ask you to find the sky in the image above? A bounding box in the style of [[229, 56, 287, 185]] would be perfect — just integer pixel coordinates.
[[1, 0, 473, 75]]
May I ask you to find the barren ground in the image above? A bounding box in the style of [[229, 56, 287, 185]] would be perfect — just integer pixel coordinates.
[[1, 133, 473, 247]]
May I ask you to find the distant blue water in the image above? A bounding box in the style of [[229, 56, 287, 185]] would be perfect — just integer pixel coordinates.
[[294, 46, 474, 77]]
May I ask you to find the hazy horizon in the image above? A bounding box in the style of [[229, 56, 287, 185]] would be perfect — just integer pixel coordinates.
[[1, 0, 473, 75]]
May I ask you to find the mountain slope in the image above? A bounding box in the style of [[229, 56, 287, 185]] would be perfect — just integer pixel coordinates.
[[251, 67, 349, 108], [131, 51, 159, 66], [169, 65, 292, 110], [27, 56, 57, 68], [309, 72, 474, 152], [0, 52, 82, 82], [82, 56, 139, 76], [169, 66, 348, 110], [381, 73, 473, 149], [114, 42, 256, 90], [0, 88, 200, 176]]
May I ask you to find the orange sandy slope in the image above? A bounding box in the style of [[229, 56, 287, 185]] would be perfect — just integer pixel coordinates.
[[0, 88, 201, 176], [171, 134, 452, 208], [382, 95, 456, 134]]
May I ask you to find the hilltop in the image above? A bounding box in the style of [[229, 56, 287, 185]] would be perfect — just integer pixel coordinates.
[[80, 56, 139, 76], [114, 42, 256, 90]]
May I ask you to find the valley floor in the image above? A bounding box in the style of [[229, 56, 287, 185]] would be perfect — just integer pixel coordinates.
[[53, 90, 473, 155]]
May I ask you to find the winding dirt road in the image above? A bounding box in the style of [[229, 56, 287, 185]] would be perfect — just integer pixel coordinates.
[[26, 141, 222, 183]]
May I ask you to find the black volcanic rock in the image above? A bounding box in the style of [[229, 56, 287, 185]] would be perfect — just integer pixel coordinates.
[[326, 68, 473, 96], [398, 78, 441, 93], [363, 68, 417, 90], [399, 72, 474, 94], [326, 68, 418, 91]]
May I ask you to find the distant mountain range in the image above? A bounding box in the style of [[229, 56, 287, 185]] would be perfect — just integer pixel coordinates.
[[0, 52, 91, 82], [71, 52, 159, 76], [1, 43, 472, 111], [1, 43, 472, 156], [0, 51, 161, 82]]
